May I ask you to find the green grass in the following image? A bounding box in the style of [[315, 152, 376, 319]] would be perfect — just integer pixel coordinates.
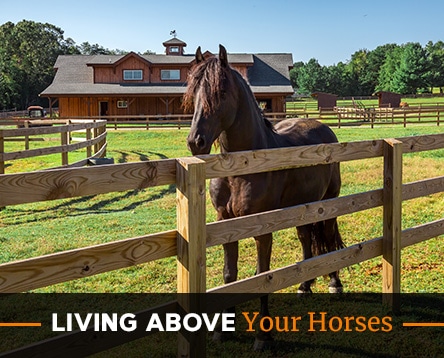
[[1, 125, 442, 357], [0, 126, 442, 294]]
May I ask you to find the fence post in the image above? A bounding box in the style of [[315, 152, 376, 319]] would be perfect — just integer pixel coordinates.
[[86, 128, 92, 158], [176, 157, 207, 357], [24, 121, 30, 150], [0, 132, 4, 174], [61, 128, 69, 166], [382, 139, 402, 312]]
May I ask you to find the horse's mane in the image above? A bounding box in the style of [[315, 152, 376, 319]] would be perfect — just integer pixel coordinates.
[[183, 56, 275, 132], [183, 57, 226, 115]]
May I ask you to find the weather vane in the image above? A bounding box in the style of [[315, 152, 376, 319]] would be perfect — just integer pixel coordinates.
[[170, 30, 177, 38]]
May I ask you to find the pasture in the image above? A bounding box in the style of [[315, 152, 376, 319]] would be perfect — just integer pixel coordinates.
[[0, 124, 443, 357], [0, 125, 442, 294]]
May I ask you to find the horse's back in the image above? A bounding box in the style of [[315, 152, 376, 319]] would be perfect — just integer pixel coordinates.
[[274, 118, 338, 146]]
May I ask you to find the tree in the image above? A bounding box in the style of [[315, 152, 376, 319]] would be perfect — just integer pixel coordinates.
[[425, 41, 444, 92], [375, 45, 403, 93], [359, 44, 398, 95], [391, 43, 429, 94], [0, 20, 77, 109], [347, 49, 369, 95], [77, 42, 128, 55], [296, 58, 326, 95], [289, 61, 304, 91], [324, 62, 352, 96]]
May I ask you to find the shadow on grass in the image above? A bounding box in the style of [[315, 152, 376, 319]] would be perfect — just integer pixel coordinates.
[[1, 150, 178, 225], [113, 150, 169, 163], [1, 184, 176, 226]]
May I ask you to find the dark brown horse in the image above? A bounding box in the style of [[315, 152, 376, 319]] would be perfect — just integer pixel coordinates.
[[184, 45, 344, 349]]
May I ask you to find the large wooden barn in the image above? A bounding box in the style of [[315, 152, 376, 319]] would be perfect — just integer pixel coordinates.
[[40, 37, 294, 117]]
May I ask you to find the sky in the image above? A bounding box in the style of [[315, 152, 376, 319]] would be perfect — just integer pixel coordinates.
[[1, 0, 444, 66]]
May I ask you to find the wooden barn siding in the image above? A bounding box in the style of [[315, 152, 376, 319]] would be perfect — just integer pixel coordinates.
[[57, 92, 284, 117], [59, 95, 282, 117], [94, 57, 151, 83], [59, 97, 93, 117], [232, 65, 248, 79], [93, 60, 191, 84], [150, 65, 189, 83]]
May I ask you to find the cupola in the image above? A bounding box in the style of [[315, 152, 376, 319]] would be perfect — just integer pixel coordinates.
[[163, 32, 187, 56]]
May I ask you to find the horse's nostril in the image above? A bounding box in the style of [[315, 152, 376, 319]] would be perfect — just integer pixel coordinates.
[[195, 135, 206, 149]]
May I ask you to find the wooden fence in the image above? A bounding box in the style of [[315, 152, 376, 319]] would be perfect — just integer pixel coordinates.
[[286, 105, 444, 127], [0, 119, 107, 174], [4, 106, 437, 133], [0, 133, 443, 357], [97, 105, 443, 129]]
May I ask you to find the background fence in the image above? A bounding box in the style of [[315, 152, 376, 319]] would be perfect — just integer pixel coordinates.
[[0, 119, 107, 174], [0, 133, 443, 357]]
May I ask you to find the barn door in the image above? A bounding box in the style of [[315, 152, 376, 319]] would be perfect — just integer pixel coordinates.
[[99, 101, 109, 116]]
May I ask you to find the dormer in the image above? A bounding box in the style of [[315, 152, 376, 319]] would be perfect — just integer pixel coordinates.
[[163, 37, 187, 56], [87, 52, 152, 83]]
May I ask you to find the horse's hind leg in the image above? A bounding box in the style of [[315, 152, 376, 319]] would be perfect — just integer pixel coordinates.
[[296, 225, 315, 293], [253, 233, 274, 350], [324, 218, 344, 293]]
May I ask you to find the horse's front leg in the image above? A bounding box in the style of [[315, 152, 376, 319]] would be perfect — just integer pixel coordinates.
[[213, 241, 239, 342], [253, 233, 274, 351]]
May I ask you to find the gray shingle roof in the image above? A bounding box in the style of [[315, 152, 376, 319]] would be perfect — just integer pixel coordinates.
[[41, 52, 293, 97]]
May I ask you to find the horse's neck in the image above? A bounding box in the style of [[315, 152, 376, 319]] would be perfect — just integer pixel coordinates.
[[219, 81, 276, 153], [220, 109, 273, 152]]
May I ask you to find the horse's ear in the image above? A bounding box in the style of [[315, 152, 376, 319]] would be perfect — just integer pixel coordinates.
[[219, 44, 228, 67], [195, 46, 204, 63]]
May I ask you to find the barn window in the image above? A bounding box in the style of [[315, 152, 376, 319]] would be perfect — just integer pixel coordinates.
[[123, 70, 143, 80], [161, 69, 180, 80], [170, 46, 179, 53], [117, 100, 128, 108]]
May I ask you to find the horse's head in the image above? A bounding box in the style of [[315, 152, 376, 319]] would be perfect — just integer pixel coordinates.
[[185, 45, 239, 155]]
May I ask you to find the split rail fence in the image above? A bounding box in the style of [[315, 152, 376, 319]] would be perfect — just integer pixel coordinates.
[[0, 119, 107, 174], [0, 133, 443, 357]]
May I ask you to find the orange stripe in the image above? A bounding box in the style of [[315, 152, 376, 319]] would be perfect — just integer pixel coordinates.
[[403, 323, 444, 327], [0, 323, 42, 327]]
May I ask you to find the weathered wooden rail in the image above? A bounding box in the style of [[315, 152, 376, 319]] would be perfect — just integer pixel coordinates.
[[0, 133, 443, 357], [0, 119, 107, 174]]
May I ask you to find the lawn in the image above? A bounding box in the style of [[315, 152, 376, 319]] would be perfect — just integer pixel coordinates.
[[1, 125, 442, 357], [0, 125, 442, 294]]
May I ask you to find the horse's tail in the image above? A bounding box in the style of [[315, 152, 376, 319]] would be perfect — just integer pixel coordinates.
[[311, 219, 344, 256]]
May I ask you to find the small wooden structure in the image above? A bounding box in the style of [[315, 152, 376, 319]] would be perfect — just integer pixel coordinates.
[[311, 92, 337, 109], [374, 91, 402, 108]]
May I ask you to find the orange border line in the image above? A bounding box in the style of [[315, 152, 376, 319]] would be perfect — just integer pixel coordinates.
[[403, 323, 444, 327], [0, 323, 42, 327]]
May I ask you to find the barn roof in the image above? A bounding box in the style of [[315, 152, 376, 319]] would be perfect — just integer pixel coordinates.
[[41, 51, 293, 97], [162, 37, 187, 47]]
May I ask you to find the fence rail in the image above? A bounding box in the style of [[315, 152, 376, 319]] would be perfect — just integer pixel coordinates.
[[0, 133, 443, 357], [285, 104, 444, 127], [0, 119, 107, 174]]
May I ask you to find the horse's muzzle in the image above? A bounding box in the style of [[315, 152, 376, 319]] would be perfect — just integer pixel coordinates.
[[187, 134, 209, 155]]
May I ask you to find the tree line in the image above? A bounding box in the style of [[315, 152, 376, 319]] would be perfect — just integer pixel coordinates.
[[1, 20, 444, 110], [0, 20, 153, 110], [290, 41, 444, 96]]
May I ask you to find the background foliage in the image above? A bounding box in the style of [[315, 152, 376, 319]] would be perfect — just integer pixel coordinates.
[[0, 20, 152, 110], [1, 20, 444, 110], [291, 41, 444, 96]]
